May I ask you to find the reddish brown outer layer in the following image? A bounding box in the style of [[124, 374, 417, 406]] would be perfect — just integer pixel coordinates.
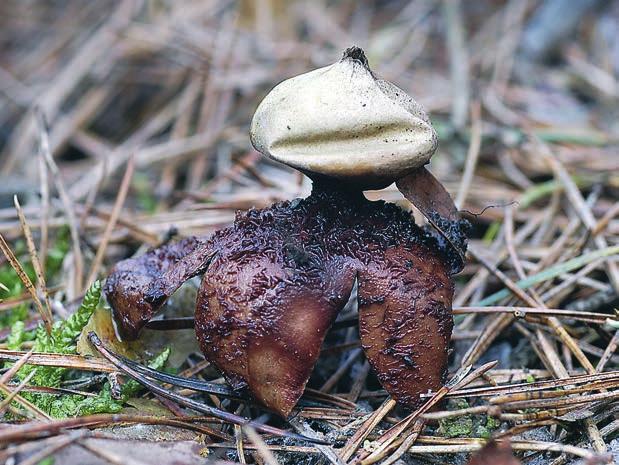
[[104, 237, 208, 340], [396, 167, 468, 274], [197, 255, 356, 416], [105, 185, 461, 417], [195, 253, 286, 390], [358, 244, 453, 408], [396, 167, 459, 222]]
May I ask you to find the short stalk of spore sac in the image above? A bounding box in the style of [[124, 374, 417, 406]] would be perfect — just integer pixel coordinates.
[[104, 46, 469, 418]]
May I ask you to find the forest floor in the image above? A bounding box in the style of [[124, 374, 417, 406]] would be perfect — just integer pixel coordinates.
[[0, 1, 618, 464]]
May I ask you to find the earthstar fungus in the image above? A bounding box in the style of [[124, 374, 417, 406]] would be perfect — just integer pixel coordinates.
[[104, 47, 469, 417]]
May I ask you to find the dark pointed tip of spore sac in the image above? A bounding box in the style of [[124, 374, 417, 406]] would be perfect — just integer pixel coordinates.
[[342, 46, 369, 69]]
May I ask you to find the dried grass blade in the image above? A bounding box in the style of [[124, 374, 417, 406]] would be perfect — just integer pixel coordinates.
[[355, 362, 497, 465], [445, 371, 619, 398], [0, 413, 232, 444], [476, 245, 619, 306], [87, 331, 326, 444], [0, 349, 34, 384], [36, 108, 84, 296], [235, 424, 247, 464], [38, 143, 50, 274], [536, 137, 619, 292], [0, 349, 116, 373], [0, 377, 50, 420], [453, 306, 615, 324], [596, 330, 619, 372], [0, 233, 52, 333], [455, 102, 482, 208], [243, 426, 281, 465], [405, 440, 594, 459], [84, 155, 134, 288], [338, 398, 397, 462], [13, 195, 53, 327], [0, 370, 37, 415]]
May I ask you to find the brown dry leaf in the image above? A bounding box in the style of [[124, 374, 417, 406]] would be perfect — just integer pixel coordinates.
[[77, 306, 200, 369], [77, 307, 139, 359]]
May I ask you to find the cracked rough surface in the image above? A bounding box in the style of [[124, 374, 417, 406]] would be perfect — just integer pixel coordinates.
[[358, 245, 453, 408], [104, 182, 461, 416], [104, 236, 206, 340]]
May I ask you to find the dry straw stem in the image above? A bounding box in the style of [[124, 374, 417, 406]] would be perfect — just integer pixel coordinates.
[[13, 195, 53, 328], [338, 398, 397, 461], [36, 109, 84, 297], [505, 158, 617, 453], [2, 372, 43, 415], [0, 349, 117, 373], [443, 0, 470, 130], [0, 1, 135, 174], [84, 155, 135, 288], [243, 426, 281, 465], [0, 234, 52, 333], [0, 413, 235, 445], [87, 331, 321, 444], [0, 375, 50, 421], [406, 440, 594, 459], [37, 140, 50, 274], [452, 305, 617, 324], [234, 424, 247, 465], [597, 330, 619, 372], [455, 102, 482, 208], [0, 350, 37, 415], [535, 137, 619, 292], [467, 250, 570, 384], [0, 286, 63, 312], [446, 370, 619, 396], [352, 363, 497, 465], [0, 349, 34, 385], [206, 437, 600, 462]]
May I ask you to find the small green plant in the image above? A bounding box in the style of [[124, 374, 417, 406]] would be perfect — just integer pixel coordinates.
[[0, 230, 69, 328], [3, 281, 169, 417], [438, 399, 500, 439]]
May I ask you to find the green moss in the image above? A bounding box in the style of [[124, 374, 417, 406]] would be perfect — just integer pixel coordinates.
[[0, 231, 69, 328], [439, 399, 472, 438], [439, 399, 501, 439], [7, 321, 27, 350], [439, 415, 474, 438], [476, 415, 500, 439], [0, 232, 173, 419], [2, 282, 123, 417]]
